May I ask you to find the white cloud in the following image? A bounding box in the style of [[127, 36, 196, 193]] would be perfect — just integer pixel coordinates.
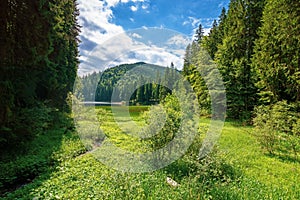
[[105, 0, 121, 7], [78, 0, 123, 43], [166, 35, 191, 48], [77, 1, 187, 75], [203, 28, 211, 36], [131, 33, 142, 39], [130, 5, 138, 12], [142, 4, 148, 10], [78, 28, 187, 75], [189, 17, 200, 27]]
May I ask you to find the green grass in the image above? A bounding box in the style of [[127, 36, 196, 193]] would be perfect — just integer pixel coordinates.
[[215, 122, 300, 199], [0, 113, 87, 197], [1, 106, 299, 199], [96, 106, 150, 152]]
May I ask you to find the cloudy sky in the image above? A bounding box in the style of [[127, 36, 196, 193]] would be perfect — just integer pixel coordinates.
[[77, 0, 229, 75]]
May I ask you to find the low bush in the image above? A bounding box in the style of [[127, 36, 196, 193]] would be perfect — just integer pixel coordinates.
[[253, 101, 300, 160]]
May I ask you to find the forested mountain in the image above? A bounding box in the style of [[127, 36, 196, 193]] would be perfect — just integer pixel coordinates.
[[80, 62, 178, 105], [0, 0, 80, 147]]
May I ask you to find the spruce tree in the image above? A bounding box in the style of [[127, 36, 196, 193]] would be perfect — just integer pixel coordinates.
[[0, 0, 80, 145], [202, 7, 227, 60], [215, 0, 265, 120], [195, 24, 205, 44], [252, 0, 300, 103]]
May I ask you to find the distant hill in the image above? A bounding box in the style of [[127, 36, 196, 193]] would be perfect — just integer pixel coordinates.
[[80, 62, 179, 104]]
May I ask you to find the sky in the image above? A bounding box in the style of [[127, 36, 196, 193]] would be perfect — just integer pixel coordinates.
[[77, 0, 229, 75]]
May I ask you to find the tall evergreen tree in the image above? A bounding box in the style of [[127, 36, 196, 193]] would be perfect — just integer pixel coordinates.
[[183, 44, 192, 70], [0, 0, 80, 145], [37, 0, 80, 109], [252, 0, 300, 103], [215, 0, 265, 120], [202, 7, 227, 60], [195, 24, 205, 44]]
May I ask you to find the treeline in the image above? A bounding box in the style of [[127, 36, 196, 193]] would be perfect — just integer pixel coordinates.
[[81, 62, 178, 105], [184, 0, 300, 120], [0, 0, 80, 147], [186, 0, 300, 158], [80, 71, 102, 101]]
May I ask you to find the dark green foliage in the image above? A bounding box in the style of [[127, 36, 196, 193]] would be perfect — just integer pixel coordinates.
[[252, 0, 300, 104], [0, 105, 52, 146], [202, 7, 227, 60], [95, 63, 137, 102], [36, 0, 80, 108], [215, 0, 265, 120], [251, 0, 300, 160], [183, 44, 218, 115], [253, 101, 300, 160], [0, 0, 80, 147], [184, 0, 299, 161], [95, 62, 176, 105], [81, 71, 102, 101], [194, 24, 205, 43]]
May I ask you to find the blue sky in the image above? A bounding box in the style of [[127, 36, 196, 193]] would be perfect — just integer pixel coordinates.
[[77, 0, 229, 75]]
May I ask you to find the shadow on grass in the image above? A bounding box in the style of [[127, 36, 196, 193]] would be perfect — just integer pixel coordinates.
[[265, 151, 299, 164], [0, 112, 87, 198], [163, 152, 242, 185]]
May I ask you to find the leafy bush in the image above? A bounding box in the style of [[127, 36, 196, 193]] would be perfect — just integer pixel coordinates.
[[0, 103, 54, 149], [253, 101, 300, 159], [141, 94, 199, 168], [143, 95, 181, 150]]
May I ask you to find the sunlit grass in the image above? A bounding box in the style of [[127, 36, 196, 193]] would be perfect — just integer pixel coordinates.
[[218, 121, 300, 193], [96, 106, 150, 152], [3, 106, 300, 199]]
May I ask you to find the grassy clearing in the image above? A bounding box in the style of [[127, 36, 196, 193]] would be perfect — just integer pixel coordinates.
[[97, 106, 150, 152], [1, 106, 300, 199], [216, 122, 300, 199]]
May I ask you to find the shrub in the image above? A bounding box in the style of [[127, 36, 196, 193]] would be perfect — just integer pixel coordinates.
[[141, 94, 199, 168], [0, 103, 53, 150], [253, 101, 300, 159]]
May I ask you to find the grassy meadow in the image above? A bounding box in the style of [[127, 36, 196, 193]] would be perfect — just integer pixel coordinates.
[[1, 106, 299, 199]]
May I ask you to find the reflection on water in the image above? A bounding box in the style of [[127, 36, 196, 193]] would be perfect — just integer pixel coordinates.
[[82, 101, 123, 106]]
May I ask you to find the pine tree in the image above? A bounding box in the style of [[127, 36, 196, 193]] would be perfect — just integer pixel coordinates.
[[37, 0, 80, 109], [183, 44, 192, 69], [252, 0, 300, 103], [202, 7, 227, 60], [195, 24, 204, 44], [136, 76, 145, 103], [0, 0, 80, 145], [215, 0, 265, 120]]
